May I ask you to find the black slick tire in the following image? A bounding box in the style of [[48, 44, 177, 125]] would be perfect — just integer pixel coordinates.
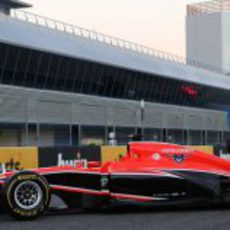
[[1, 171, 50, 221]]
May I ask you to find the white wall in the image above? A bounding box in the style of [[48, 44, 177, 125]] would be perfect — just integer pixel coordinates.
[[222, 12, 230, 72], [186, 12, 222, 69], [187, 11, 230, 73]]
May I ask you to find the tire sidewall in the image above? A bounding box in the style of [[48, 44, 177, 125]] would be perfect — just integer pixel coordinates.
[[1, 171, 50, 220]]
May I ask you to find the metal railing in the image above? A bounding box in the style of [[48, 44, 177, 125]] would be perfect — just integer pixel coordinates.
[[5, 9, 227, 74], [187, 0, 230, 16]]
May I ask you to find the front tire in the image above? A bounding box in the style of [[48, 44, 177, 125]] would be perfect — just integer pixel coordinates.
[[1, 171, 50, 220]]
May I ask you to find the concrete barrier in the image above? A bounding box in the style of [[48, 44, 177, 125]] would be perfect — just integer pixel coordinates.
[[190, 146, 214, 155], [101, 146, 127, 163], [0, 147, 38, 170], [38, 146, 101, 167], [0, 145, 215, 170]]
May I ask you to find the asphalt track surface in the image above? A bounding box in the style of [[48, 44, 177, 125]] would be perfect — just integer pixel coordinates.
[[1, 205, 230, 230]]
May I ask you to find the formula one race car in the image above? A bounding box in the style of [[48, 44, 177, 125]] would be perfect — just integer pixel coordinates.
[[1, 142, 230, 220]]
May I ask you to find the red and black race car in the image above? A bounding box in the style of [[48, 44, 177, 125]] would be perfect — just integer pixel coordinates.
[[1, 142, 230, 220]]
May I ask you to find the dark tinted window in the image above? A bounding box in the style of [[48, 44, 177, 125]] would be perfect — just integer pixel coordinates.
[[0, 42, 229, 111]]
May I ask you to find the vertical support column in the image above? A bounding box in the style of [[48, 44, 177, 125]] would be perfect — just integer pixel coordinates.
[[134, 109, 139, 136], [69, 124, 72, 147], [183, 114, 188, 145], [78, 124, 81, 147], [25, 97, 29, 146], [202, 115, 207, 145], [184, 129, 188, 145], [36, 101, 40, 146], [164, 129, 168, 142], [36, 122, 40, 147], [140, 99, 145, 140], [104, 106, 108, 145], [204, 130, 208, 145], [220, 131, 224, 145], [160, 128, 164, 142], [69, 103, 73, 147], [105, 125, 108, 145], [219, 131, 222, 145]]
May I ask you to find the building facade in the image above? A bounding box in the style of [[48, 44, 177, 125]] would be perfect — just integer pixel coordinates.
[[0, 1, 230, 147], [187, 0, 230, 74]]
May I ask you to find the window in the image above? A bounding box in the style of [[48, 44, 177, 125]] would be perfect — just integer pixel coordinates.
[[0, 42, 230, 111]]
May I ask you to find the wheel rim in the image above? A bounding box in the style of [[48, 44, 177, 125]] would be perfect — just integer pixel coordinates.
[[14, 181, 43, 210]]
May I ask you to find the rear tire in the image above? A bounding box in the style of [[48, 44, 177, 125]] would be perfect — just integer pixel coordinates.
[[1, 171, 50, 220]]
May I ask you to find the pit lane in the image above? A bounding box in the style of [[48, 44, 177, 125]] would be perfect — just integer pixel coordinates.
[[1, 206, 230, 230]]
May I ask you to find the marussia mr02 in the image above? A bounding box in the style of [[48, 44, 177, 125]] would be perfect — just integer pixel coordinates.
[[1, 142, 230, 220]]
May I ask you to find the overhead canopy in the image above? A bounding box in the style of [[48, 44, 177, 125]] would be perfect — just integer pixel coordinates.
[[0, 0, 32, 9]]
